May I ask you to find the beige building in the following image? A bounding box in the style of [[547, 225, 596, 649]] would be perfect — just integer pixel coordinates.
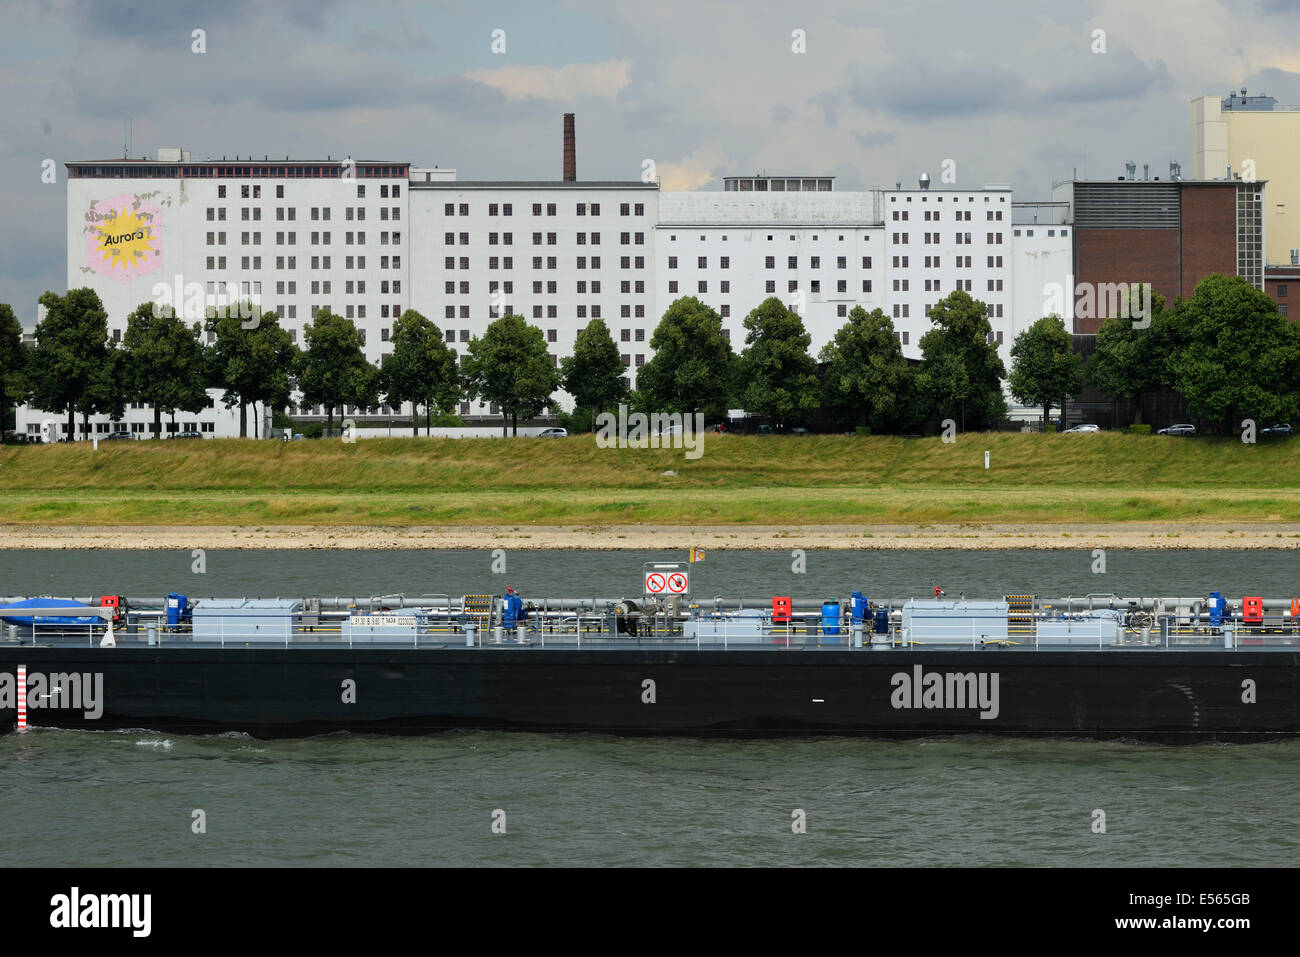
[[1192, 89, 1300, 265]]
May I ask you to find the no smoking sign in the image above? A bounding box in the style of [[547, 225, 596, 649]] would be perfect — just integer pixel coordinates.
[[645, 570, 689, 594]]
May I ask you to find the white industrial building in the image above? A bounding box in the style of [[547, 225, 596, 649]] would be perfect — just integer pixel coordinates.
[[18, 121, 1072, 439]]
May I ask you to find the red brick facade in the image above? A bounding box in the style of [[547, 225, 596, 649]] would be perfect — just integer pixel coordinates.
[[1072, 182, 1239, 333]]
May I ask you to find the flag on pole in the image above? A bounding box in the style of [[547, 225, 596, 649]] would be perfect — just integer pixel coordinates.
[[689, 548, 706, 563]]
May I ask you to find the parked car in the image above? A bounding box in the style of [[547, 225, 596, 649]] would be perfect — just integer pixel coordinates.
[[1260, 423, 1294, 437], [755, 424, 773, 435], [171, 431, 203, 439], [1062, 424, 1101, 433], [536, 427, 568, 438], [1157, 423, 1196, 436], [790, 427, 810, 435], [102, 430, 134, 441]]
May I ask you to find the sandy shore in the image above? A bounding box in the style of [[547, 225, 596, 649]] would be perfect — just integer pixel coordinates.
[[2, 523, 1300, 550]]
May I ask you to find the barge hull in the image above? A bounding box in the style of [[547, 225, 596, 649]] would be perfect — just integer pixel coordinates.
[[0, 647, 1295, 741]]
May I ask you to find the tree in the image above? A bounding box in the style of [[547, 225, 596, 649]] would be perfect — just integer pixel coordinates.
[[0, 304, 24, 433], [636, 297, 736, 423], [123, 301, 209, 438], [1167, 274, 1300, 432], [1008, 315, 1084, 428], [209, 304, 296, 438], [380, 309, 461, 436], [737, 297, 819, 428], [915, 290, 1007, 431], [296, 310, 378, 438], [1087, 291, 1169, 425], [560, 317, 627, 431], [818, 306, 912, 432], [463, 314, 560, 436], [27, 288, 111, 440]]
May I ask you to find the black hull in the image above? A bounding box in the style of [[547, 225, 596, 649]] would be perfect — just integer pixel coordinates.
[[1, 647, 1296, 742]]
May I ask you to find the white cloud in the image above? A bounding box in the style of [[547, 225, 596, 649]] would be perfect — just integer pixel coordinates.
[[466, 59, 631, 102], [657, 143, 729, 190]]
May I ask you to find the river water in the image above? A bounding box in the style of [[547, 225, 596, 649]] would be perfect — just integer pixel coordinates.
[[2, 549, 1298, 866]]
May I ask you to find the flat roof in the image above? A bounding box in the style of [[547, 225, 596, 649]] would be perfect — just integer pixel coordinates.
[[409, 180, 658, 189]]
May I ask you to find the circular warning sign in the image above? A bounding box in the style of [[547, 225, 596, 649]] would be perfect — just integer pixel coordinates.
[[645, 572, 667, 594], [667, 572, 688, 594]]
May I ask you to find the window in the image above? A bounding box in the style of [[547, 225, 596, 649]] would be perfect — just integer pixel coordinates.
[[697, 256, 707, 269], [862, 256, 872, 269], [218, 185, 226, 198], [668, 281, 678, 294], [459, 204, 469, 216], [766, 281, 776, 293], [1280, 285, 1289, 297], [635, 203, 644, 215], [547, 203, 556, 216], [668, 256, 677, 269]]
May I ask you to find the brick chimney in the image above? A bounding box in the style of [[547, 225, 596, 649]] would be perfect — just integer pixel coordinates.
[[563, 113, 576, 182]]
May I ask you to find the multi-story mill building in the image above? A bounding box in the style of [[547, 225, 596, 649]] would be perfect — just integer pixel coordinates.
[[26, 113, 1263, 438]]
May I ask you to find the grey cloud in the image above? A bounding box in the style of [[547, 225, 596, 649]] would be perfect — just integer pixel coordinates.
[[1037, 48, 1171, 105], [853, 130, 896, 148]]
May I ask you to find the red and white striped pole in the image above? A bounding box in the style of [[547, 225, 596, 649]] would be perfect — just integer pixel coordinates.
[[16, 664, 27, 731]]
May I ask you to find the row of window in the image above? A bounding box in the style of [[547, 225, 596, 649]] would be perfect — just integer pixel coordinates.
[[1012, 228, 1070, 237], [890, 232, 1005, 245], [442, 202, 647, 217], [442, 256, 648, 270], [893, 210, 998, 222], [888, 255, 1004, 268], [215, 184, 398, 199], [888, 195, 1006, 203], [34, 421, 217, 434], [203, 255, 401, 271], [207, 231, 402, 246]]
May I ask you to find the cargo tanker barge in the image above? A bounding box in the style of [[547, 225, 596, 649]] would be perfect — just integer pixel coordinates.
[[3, 562, 1298, 741]]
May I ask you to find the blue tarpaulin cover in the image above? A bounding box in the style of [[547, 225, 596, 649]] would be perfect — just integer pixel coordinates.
[[0, 598, 99, 625]]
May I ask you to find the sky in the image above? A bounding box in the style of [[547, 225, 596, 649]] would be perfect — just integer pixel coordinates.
[[4, 0, 1300, 322]]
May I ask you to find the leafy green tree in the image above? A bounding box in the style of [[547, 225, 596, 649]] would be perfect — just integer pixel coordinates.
[[737, 297, 819, 428], [463, 314, 560, 435], [379, 309, 461, 436], [1168, 274, 1300, 431], [818, 306, 912, 432], [83, 344, 128, 433], [915, 290, 1007, 431], [0, 304, 25, 433], [637, 296, 736, 422], [560, 317, 628, 431], [123, 301, 209, 438], [1008, 315, 1084, 428], [27, 288, 111, 440], [296, 310, 378, 437], [1087, 291, 1169, 425], [209, 304, 296, 438]]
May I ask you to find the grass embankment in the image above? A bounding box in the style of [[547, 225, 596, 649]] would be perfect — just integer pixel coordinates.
[[0, 433, 1297, 527]]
